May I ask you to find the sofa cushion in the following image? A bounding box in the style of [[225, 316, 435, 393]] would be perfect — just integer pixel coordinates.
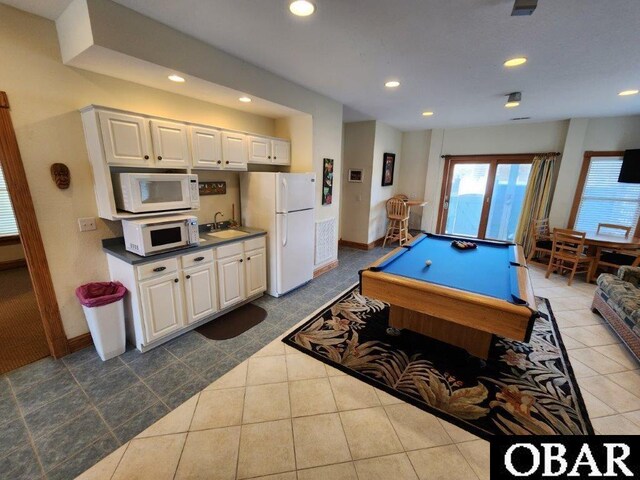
[[597, 273, 640, 320]]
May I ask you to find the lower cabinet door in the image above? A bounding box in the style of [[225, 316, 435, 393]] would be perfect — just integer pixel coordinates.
[[217, 254, 246, 309], [183, 263, 218, 324], [139, 274, 185, 343], [245, 248, 267, 297]]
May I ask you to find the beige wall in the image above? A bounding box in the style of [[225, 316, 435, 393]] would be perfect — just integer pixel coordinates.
[[340, 122, 376, 245], [0, 4, 278, 338], [0, 243, 25, 263], [369, 122, 403, 243], [397, 131, 431, 228]]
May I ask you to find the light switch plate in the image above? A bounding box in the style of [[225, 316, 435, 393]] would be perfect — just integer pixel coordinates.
[[78, 217, 97, 232]]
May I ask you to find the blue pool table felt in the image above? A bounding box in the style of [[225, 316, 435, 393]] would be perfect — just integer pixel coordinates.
[[373, 234, 523, 304]]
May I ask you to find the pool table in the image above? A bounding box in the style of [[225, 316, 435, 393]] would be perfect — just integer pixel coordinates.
[[359, 233, 538, 359]]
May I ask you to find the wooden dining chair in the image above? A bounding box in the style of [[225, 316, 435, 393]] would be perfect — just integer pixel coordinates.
[[545, 229, 595, 286], [526, 218, 552, 264], [383, 197, 410, 247], [392, 194, 409, 201], [594, 223, 637, 276]]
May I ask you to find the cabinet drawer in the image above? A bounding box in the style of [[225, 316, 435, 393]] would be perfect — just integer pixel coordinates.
[[181, 249, 214, 269], [216, 241, 244, 260], [137, 257, 179, 281], [243, 236, 265, 252]]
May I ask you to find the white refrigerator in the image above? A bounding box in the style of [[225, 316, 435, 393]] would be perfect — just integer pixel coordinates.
[[240, 172, 316, 297]]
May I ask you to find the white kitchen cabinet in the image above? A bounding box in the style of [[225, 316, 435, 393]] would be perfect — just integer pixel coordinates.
[[183, 262, 218, 324], [217, 253, 246, 309], [139, 273, 185, 342], [272, 139, 291, 165], [98, 111, 152, 166], [247, 136, 291, 166], [221, 131, 248, 170], [149, 120, 190, 167], [190, 126, 223, 169], [248, 136, 272, 164], [245, 247, 267, 297]]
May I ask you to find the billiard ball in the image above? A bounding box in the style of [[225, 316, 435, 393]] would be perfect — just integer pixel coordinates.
[[425, 260, 432, 266]]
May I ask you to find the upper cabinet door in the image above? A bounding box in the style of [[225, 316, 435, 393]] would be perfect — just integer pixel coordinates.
[[150, 120, 190, 167], [98, 111, 152, 166], [272, 139, 291, 165], [191, 126, 222, 169], [248, 136, 272, 164], [221, 132, 248, 171]]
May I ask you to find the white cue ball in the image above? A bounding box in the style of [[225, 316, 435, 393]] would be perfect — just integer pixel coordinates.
[[425, 260, 432, 266]]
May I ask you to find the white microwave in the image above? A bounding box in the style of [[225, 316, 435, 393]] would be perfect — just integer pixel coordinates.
[[122, 215, 199, 256], [112, 173, 200, 214]]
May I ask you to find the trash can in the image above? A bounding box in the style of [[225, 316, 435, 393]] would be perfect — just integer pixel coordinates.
[[76, 282, 127, 361]]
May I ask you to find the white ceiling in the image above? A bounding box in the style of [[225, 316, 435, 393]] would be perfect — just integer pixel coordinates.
[[4, 0, 640, 130]]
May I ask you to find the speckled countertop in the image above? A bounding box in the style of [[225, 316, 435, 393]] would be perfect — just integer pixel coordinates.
[[102, 226, 266, 265]]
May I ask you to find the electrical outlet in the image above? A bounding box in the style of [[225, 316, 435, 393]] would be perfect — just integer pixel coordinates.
[[78, 217, 97, 232]]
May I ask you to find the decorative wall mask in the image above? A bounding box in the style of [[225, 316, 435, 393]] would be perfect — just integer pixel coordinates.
[[50, 163, 70, 189]]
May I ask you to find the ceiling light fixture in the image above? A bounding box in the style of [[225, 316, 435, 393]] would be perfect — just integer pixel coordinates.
[[619, 89, 639, 96], [385, 80, 400, 88], [168, 74, 185, 83], [504, 57, 527, 67], [422, 111, 434, 117], [239, 96, 252, 103], [289, 0, 315, 16], [505, 92, 522, 108]]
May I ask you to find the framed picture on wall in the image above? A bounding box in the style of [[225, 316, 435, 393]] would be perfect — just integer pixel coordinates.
[[322, 158, 334, 205], [382, 152, 396, 186], [348, 169, 363, 183]]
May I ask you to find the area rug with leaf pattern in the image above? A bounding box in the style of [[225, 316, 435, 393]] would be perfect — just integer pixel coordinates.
[[282, 286, 594, 439]]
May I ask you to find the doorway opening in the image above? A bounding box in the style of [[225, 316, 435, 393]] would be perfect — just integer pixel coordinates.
[[436, 154, 534, 241]]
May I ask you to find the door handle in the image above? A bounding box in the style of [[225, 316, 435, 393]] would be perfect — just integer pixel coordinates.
[[194, 256, 205, 262], [282, 214, 288, 247], [282, 177, 288, 213], [153, 266, 166, 272]]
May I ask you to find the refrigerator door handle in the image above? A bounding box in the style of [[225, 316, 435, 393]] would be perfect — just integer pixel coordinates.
[[282, 177, 288, 213], [282, 214, 288, 247]]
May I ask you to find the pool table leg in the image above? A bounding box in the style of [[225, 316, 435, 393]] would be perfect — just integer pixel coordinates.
[[389, 306, 493, 360]]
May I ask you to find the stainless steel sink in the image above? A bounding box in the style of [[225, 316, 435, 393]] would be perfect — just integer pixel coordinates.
[[207, 229, 250, 239]]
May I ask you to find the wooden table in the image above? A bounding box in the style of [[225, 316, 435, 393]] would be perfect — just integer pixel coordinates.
[[404, 199, 427, 239], [583, 232, 640, 282]]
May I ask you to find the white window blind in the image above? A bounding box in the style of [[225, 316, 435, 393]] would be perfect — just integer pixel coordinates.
[[574, 156, 640, 235], [0, 163, 19, 237]]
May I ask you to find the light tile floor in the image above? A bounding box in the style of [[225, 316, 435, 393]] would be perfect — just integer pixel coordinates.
[[3, 248, 640, 479]]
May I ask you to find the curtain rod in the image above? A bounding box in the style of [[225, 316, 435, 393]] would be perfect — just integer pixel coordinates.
[[440, 152, 561, 158]]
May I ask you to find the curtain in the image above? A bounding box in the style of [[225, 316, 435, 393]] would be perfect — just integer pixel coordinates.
[[515, 153, 559, 254]]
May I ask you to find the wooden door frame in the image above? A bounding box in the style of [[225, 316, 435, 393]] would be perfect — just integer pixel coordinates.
[[0, 91, 69, 358], [436, 154, 535, 238]]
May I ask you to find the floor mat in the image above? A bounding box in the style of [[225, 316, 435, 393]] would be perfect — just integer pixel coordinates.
[[197, 303, 268, 340], [282, 286, 594, 439]]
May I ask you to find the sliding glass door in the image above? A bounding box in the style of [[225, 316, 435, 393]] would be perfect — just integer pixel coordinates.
[[438, 156, 533, 241]]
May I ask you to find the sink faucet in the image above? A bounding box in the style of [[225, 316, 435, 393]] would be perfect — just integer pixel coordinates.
[[213, 211, 224, 230]]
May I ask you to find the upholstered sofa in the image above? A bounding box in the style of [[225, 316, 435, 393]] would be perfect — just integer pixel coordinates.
[[592, 266, 640, 361]]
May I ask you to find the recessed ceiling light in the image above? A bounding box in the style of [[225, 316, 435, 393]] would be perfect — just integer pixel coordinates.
[[168, 74, 185, 83], [239, 96, 252, 103], [505, 92, 522, 108], [619, 89, 639, 96], [289, 0, 315, 16], [385, 80, 400, 88], [422, 111, 434, 117], [504, 57, 527, 67]]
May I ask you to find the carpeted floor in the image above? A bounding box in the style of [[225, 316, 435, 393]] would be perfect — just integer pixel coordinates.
[[0, 266, 49, 374], [283, 286, 594, 439]]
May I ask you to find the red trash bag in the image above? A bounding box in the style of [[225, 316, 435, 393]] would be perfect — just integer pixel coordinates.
[[75, 281, 127, 308]]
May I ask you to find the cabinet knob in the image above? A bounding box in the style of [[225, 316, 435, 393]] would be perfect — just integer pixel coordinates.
[[186, 275, 191, 279], [268, 156, 271, 159], [174, 278, 179, 283], [247, 257, 251, 261], [274, 156, 277, 160], [157, 156, 162, 161], [217, 160, 222, 164], [144, 155, 149, 160], [239, 259, 243, 263], [225, 160, 230, 164]]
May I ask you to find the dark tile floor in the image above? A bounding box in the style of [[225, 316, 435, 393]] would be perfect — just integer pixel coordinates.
[[0, 246, 385, 480]]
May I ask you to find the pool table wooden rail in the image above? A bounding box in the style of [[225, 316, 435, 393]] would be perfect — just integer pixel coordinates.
[[361, 242, 537, 359]]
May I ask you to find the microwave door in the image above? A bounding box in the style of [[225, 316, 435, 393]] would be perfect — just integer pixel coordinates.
[[143, 223, 187, 252], [133, 177, 191, 213]]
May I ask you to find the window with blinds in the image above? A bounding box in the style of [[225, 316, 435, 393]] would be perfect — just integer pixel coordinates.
[[574, 156, 640, 235], [0, 163, 19, 237]]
